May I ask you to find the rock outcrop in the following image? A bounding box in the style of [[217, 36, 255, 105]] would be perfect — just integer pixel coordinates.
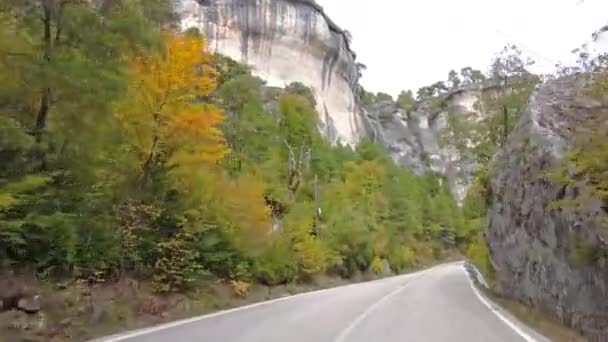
[[178, 0, 368, 145], [366, 87, 490, 202], [487, 76, 608, 339], [0, 278, 41, 314]]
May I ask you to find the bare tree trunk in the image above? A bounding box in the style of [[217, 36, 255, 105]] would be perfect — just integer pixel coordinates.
[[502, 104, 508, 146], [501, 76, 509, 146], [284, 140, 298, 199], [33, 0, 53, 143], [140, 135, 159, 188], [313, 174, 321, 237], [34, 88, 51, 143]]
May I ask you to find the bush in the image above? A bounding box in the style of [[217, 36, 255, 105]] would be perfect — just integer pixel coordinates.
[[466, 233, 494, 280], [570, 237, 608, 266], [283, 201, 329, 277], [294, 237, 328, 277], [253, 243, 298, 285], [191, 228, 252, 281], [230, 280, 252, 298], [371, 256, 384, 276], [153, 232, 207, 293], [388, 246, 416, 272]]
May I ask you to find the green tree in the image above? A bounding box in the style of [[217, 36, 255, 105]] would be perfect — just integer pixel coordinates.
[[488, 45, 538, 145], [0, 0, 165, 274], [460, 67, 486, 85], [375, 92, 394, 103], [277, 94, 318, 198], [448, 70, 461, 90], [361, 90, 377, 107], [216, 74, 279, 175], [397, 90, 417, 112], [1, 0, 159, 147]]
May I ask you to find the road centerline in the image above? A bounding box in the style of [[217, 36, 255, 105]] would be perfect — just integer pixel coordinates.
[[332, 274, 425, 342]]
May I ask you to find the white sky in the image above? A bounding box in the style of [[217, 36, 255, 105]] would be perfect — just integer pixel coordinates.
[[318, 0, 608, 96]]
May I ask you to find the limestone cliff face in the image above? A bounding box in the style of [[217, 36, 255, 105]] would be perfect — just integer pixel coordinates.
[[178, 0, 367, 145], [487, 76, 608, 339], [366, 87, 490, 202], [176, 0, 487, 197]]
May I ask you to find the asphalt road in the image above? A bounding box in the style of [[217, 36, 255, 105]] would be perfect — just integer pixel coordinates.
[[100, 263, 549, 342]]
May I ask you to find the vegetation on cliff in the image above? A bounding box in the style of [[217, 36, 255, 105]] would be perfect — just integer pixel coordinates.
[[360, 45, 541, 277], [0, 1, 466, 300]]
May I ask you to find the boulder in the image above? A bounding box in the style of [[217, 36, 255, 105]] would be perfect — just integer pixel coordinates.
[[17, 296, 41, 314], [381, 259, 394, 277], [0, 278, 38, 313]]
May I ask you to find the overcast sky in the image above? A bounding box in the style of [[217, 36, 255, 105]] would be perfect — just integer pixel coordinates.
[[318, 0, 608, 96]]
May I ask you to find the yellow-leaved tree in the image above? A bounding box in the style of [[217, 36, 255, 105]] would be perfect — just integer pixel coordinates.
[[117, 32, 227, 187], [183, 170, 271, 251]]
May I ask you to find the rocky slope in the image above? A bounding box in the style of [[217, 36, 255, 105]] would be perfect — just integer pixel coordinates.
[[366, 87, 492, 202], [178, 0, 368, 145], [487, 75, 608, 339], [176, 0, 498, 198]]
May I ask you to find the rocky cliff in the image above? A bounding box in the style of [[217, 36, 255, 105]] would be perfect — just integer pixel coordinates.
[[176, 0, 501, 200], [178, 0, 368, 145], [366, 87, 491, 202], [487, 76, 608, 339]]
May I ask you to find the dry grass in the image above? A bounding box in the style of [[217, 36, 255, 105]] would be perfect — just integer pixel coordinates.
[[1, 258, 457, 341], [485, 291, 586, 342]]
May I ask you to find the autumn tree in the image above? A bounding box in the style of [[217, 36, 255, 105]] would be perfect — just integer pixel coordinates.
[[1, 7, 467, 293], [117, 33, 227, 188]]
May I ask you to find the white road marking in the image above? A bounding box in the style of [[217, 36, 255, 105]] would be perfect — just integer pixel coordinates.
[[332, 274, 424, 342], [94, 269, 428, 342], [96, 284, 347, 342], [462, 265, 539, 342]]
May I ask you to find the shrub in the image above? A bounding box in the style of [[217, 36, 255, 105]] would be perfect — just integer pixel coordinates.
[[371, 256, 384, 276], [153, 232, 207, 293], [466, 233, 494, 280], [191, 228, 252, 281], [570, 237, 608, 266], [294, 237, 328, 277], [253, 243, 298, 285], [388, 246, 416, 272], [230, 280, 252, 298]]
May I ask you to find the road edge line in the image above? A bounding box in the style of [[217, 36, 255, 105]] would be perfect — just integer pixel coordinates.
[[94, 268, 432, 342], [462, 265, 539, 342], [96, 284, 347, 342]]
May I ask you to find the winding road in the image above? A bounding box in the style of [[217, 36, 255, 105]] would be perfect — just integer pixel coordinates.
[[99, 263, 549, 342]]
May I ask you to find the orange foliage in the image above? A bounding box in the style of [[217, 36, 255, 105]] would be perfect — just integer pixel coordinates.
[[116, 32, 227, 179], [130, 32, 217, 102]]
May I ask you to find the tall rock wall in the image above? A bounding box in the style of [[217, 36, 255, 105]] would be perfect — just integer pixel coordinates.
[[178, 0, 368, 145], [487, 76, 608, 339], [366, 87, 492, 202], [176, 0, 502, 201]]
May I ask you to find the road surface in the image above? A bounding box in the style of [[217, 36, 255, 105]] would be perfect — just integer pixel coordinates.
[[99, 263, 548, 342]]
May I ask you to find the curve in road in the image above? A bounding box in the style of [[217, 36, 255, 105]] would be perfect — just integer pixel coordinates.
[[97, 262, 549, 342]]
